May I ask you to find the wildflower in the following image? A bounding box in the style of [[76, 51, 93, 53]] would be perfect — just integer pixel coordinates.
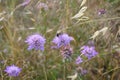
[[81, 45, 98, 59], [25, 34, 46, 51], [4, 65, 21, 77], [98, 9, 106, 15], [81, 69, 87, 75], [60, 45, 73, 59], [36, 2, 48, 11], [21, 0, 31, 6], [75, 56, 83, 64], [52, 33, 73, 48]]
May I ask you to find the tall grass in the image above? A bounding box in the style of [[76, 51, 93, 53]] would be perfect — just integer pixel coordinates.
[[0, 0, 120, 80]]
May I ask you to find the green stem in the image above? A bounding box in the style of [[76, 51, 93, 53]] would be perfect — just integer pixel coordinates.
[[0, 68, 4, 80], [63, 60, 66, 80], [43, 55, 47, 80], [102, 67, 120, 75], [9, 77, 12, 80]]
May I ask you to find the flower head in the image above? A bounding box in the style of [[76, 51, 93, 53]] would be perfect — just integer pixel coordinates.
[[98, 9, 106, 15], [36, 2, 48, 11], [81, 45, 98, 59], [75, 56, 83, 64], [60, 45, 73, 59], [25, 34, 46, 51], [4, 65, 21, 77], [52, 33, 73, 48], [81, 69, 87, 75], [21, 0, 31, 6]]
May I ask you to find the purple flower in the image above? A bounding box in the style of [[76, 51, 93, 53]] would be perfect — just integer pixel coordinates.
[[52, 33, 73, 48], [21, 0, 31, 6], [75, 56, 83, 64], [25, 34, 46, 51], [81, 45, 98, 59], [4, 65, 21, 77], [98, 9, 106, 15], [60, 45, 73, 59], [36, 2, 48, 11], [81, 69, 87, 75]]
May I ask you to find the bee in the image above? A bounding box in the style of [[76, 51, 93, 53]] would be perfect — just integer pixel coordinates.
[[56, 30, 63, 37]]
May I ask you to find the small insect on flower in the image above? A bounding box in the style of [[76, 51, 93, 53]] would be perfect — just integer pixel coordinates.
[[52, 33, 74, 48], [4, 65, 21, 77], [56, 32, 62, 37], [25, 34, 46, 51]]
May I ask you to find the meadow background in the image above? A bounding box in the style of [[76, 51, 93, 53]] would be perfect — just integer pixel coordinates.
[[0, 0, 120, 80]]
